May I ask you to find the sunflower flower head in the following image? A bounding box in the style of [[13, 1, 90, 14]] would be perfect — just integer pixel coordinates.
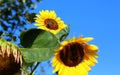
[[52, 36, 98, 75], [35, 10, 67, 34], [0, 38, 23, 75]]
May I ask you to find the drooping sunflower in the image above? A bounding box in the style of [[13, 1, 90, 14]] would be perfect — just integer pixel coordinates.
[[35, 10, 67, 34], [0, 38, 23, 75], [52, 36, 98, 75]]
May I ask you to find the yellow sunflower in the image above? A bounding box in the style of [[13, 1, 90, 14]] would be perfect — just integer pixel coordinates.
[[35, 10, 67, 34], [52, 36, 98, 75]]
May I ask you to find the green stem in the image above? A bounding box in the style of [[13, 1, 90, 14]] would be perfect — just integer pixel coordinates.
[[30, 62, 40, 75]]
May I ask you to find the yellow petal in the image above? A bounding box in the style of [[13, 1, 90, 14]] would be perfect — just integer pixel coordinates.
[[53, 62, 60, 72], [52, 58, 58, 66], [83, 37, 94, 42], [77, 64, 88, 75], [84, 60, 95, 66], [81, 62, 91, 71], [89, 44, 98, 50], [89, 56, 98, 63], [58, 65, 65, 75]]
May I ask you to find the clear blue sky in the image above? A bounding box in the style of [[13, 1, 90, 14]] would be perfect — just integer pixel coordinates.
[[33, 0, 120, 75]]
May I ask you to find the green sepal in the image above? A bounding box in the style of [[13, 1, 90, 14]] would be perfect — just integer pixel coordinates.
[[56, 25, 70, 41]]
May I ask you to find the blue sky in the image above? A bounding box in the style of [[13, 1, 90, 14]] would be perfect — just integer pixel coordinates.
[[32, 0, 120, 75]]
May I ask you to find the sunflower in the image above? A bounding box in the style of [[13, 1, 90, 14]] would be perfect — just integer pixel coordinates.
[[0, 38, 23, 75], [35, 10, 67, 34], [52, 36, 98, 75]]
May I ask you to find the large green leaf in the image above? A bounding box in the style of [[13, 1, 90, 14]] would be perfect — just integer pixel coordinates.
[[20, 28, 60, 63], [20, 48, 57, 63], [20, 28, 60, 48]]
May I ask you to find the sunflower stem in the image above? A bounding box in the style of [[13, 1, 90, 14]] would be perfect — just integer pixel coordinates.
[[30, 62, 40, 75]]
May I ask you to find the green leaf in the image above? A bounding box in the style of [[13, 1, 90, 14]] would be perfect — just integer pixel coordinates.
[[20, 28, 60, 48], [20, 48, 57, 63], [20, 28, 60, 63], [56, 25, 70, 41]]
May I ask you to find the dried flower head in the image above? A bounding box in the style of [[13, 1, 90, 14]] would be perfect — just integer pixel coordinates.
[[0, 38, 23, 75]]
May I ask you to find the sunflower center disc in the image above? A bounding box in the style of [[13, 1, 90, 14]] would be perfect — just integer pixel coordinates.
[[60, 42, 84, 67], [44, 19, 58, 30]]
